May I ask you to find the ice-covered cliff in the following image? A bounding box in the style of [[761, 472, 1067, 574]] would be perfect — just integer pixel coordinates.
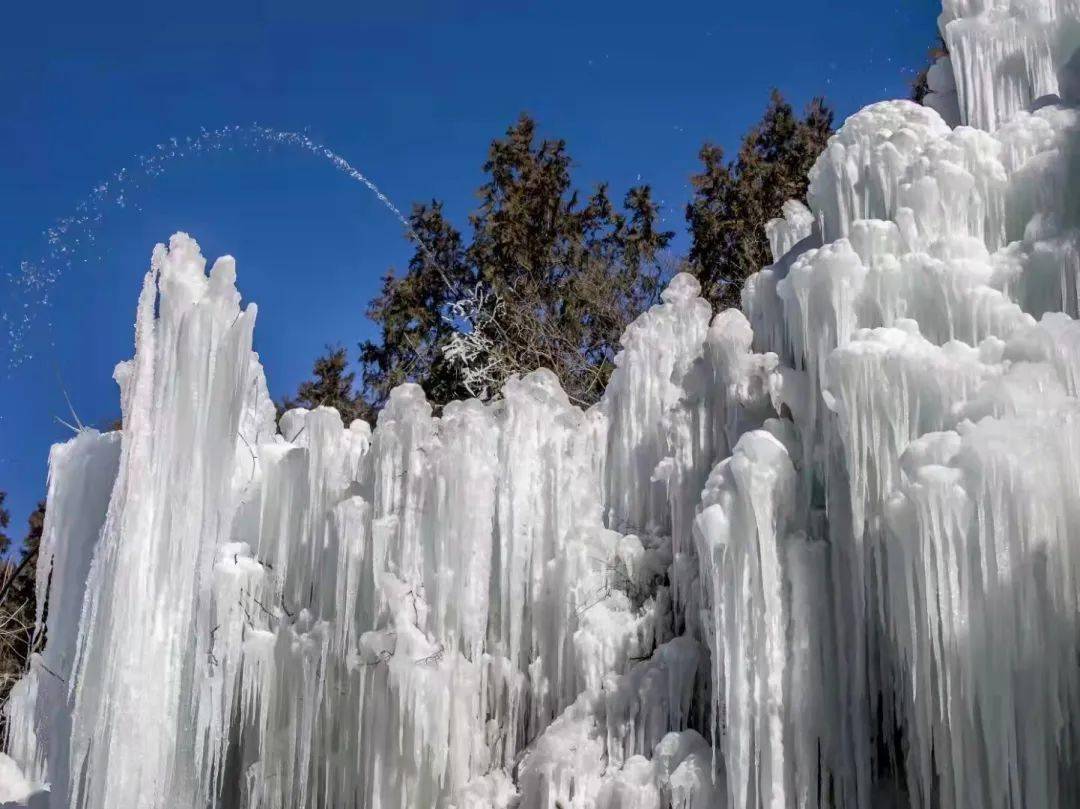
[[6, 1, 1080, 808]]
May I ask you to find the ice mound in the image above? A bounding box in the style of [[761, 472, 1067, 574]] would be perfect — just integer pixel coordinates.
[[0, 752, 45, 807], [7, 1, 1080, 807]]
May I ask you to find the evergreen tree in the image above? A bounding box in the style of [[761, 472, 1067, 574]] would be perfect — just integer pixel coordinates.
[[460, 115, 673, 405], [281, 347, 371, 426], [0, 492, 9, 557], [0, 500, 44, 723], [351, 113, 672, 413], [10, 503, 43, 610], [359, 201, 473, 410], [290, 101, 835, 420], [687, 91, 833, 308]]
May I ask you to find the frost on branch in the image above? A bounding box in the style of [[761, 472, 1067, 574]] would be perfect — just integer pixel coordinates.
[[442, 282, 503, 401]]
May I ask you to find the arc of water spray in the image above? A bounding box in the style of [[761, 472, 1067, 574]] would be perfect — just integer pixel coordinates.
[[3, 124, 457, 370]]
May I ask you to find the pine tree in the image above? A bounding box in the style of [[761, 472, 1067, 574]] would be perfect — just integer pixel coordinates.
[[355, 114, 672, 411], [360, 201, 474, 411], [289, 103, 833, 416], [461, 115, 672, 405], [281, 347, 371, 426], [0, 500, 44, 724], [687, 91, 833, 308], [0, 492, 9, 557], [10, 503, 43, 610]]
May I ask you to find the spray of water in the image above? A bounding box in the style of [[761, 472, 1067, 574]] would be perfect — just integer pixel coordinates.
[[1, 125, 440, 369]]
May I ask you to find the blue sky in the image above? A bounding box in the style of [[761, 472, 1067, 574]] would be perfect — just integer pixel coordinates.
[[0, 0, 940, 537]]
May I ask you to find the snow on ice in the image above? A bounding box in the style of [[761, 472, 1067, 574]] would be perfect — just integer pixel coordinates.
[[6, 0, 1080, 807]]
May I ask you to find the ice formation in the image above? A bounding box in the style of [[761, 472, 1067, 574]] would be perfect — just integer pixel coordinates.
[[6, 1, 1080, 807]]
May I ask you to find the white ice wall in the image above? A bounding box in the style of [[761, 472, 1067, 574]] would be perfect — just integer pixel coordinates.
[[7, 1, 1080, 807]]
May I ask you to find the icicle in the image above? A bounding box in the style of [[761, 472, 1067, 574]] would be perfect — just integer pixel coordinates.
[[11, 2, 1080, 806]]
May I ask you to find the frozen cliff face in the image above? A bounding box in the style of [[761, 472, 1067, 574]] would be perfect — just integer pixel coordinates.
[[7, 2, 1080, 808]]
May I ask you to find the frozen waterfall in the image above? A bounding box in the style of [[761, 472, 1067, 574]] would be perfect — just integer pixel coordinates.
[[6, 1, 1080, 807]]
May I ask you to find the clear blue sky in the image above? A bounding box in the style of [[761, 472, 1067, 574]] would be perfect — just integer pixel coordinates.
[[0, 0, 940, 539]]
